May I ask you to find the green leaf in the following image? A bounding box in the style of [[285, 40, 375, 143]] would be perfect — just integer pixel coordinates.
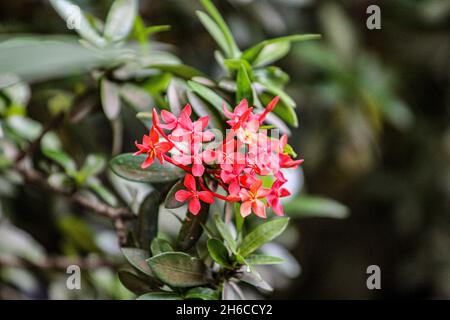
[[198, 0, 240, 58], [239, 218, 289, 257], [185, 287, 219, 300], [214, 214, 237, 254], [188, 80, 230, 112], [42, 148, 76, 173], [151, 238, 173, 256], [259, 91, 298, 127], [187, 91, 223, 130], [138, 190, 160, 250], [6, 116, 41, 140], [147, 252, 209, 288], [147, 64, 205, 79], [100, 78, 121, 120], [49, 0, 107, 47], [207, 238, 232, 268], [245, 254, 285, 265], [58, 216, 99, 253], [284, 196, 349, 219], [197, 11, 231, 58], [104, 0, 137, 42], [177, 207, 210, 251], [118, 269, 156, 295], [236, 63, 253, 105], [110, 153, 185, 183], [137, 292, 182, 300], [121, 247, 152, 276], [79, 154, 106, 178], [242, 34, 321, 65], [86, 178, 118, 206], [164, 179, 185, 209]]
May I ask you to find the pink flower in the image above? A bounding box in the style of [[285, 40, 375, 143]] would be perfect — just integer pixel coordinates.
[[223, 99, 254, 129], [267, 179, 291, 216], [171, 113, 214, 143], [133, 127, 173, 168], [175, 174, 214, 215], [158, 104, 192, 130], [239, 179, 271, 218]]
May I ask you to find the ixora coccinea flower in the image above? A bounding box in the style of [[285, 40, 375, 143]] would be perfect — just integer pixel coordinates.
[[133, 97, 303, 218]]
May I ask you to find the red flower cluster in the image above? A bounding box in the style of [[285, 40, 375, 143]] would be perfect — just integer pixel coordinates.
[[134, 97, 303, 218]]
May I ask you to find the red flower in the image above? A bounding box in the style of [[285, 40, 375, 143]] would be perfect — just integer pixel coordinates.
[[175, 174, 214, 215], [239, 179, 271, 218], [133, 127, 173, 169], [267, 179, 291, 216], [158, 104, 192, 130]]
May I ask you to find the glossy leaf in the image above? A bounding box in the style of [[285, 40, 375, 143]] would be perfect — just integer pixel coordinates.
[[236, 63, 253, 105], [197, 11, 231, 58], [147, 252, 209, 288], [207, 238, 232, 268], [188, 80, 231, 112], [150, 238, 174, 256], [138, 190, 160, 250], [137, 292, 182, 300], [110, 153, 184, 183], [245, 254, 285, 265], [121, 247, 152, 276], [185, 287, 219, 300], [164, 180, 185, 209], [118, 269, 156, 295], [239, 218, 289, 257]]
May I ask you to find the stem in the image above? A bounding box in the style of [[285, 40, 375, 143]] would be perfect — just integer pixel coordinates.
[[163, 154, 191, 172]]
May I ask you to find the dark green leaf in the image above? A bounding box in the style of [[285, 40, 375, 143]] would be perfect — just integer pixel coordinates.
[[118, 269, 156, 295], [147, 252, 209, 288], [137, 292, 182, 300], [110, 153, 185, 183], [138, 190, 160, 250], [284, 195, 349, 219], [207, 238, 232, 268], [164, 179, 185, 209], [121, 247, 152, 276], [147, 64, 204, 79], [197, 11, 231, 58], [104, 0, 137, 42], [236, 63, 253, 105], [239, 218, 289, 257], [185, 287, 219, 300], [177, 207, 210, 251], [150, 238, 174, 256]]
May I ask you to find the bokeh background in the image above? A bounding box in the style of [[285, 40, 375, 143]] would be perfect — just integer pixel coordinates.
[[0, 0, 449, 299]]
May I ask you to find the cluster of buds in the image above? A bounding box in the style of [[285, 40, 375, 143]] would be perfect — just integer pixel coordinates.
[[134, 97, 303, 218]]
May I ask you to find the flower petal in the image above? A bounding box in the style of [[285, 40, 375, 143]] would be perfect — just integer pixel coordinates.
[[240, 201, 252, 217], [184, 173, 196, 191], [175, 190, 192, 202], [252, 200, 267, 218], [198, 191, 214, 204], [188, 197, 201, 215]]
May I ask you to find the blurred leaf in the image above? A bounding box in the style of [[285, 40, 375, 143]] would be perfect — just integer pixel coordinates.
[[121, 247, 152, 276], [120, 84, 153, 112], [86, 178, 118, 206], [245, 254, 284, 265], [110, 153, 185, 183], [187, 91, 223, 130], [42, 148, 76, 173], [284, 195, 349, 219], [188, 80, 230, 112], [147, 252, 209, 288], [104, 0, 137, 42], [236, 63, 253, 105], [239, 218, 289, 257], [148, 64, 204, 79], [214, 214, 237, 254], [0, 224, 46, 264], [118, 269, 155, 295], [207, 238, 232, 268], [49, 0, 106, 47], [138, 190, 160, 250], [151, 238, 174, 256], [197, 11, 231, 58], [199, 0, 240, 58], [6, 116, 41, 140], [137, 292, 182, 300], [185, 287, 219, 300], [166, 79, 185, 115], [242, 34, 321, 66], [164, 179, 185, 209], [222, 281, 244, 300], [58, 216, 99, 253], [100, 78, 121, 120], [79, 154, 106, 178]]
